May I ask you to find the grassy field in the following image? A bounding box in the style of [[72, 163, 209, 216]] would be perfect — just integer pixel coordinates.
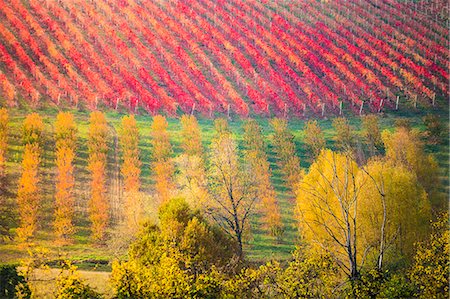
[[0, 103, 448, 275]]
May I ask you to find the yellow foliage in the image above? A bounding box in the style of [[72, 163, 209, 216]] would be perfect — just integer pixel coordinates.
[[296, 149, 360, 276], [358, 159, 431, 264], [180, 114, 203, 157]]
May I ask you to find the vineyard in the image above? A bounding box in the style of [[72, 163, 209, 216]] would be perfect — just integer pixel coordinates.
[[0, 0, 448, 117]]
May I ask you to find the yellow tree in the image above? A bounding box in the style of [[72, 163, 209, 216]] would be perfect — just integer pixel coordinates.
[[208, 118, 258, 259], [0, 108, 8, 177], [180, 115, 203, 157], [22, 113, 44, 148], [382, 127, 442, 212], [358, 159, 431, 269], [303, 120, 326, 159], [119, 115, 142, 228], [87, 112, 109, 242], [243, 119, 282, 239], [150, 115, 174, 202], [296, 149, 362, 280], [270, 118, 301, 192], [16, 144, 40, 242], [54, 112, 77, 244], [175, 115, 208, 210], [16, 113, 43, 242]]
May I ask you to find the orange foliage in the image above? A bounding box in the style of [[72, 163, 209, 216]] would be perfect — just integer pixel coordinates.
[[87, 112, 109, 242], [150, 115, 174, 202], [54, 112, 77, 244], [180, 114, 203, 157], [16, 143, 40, 243]]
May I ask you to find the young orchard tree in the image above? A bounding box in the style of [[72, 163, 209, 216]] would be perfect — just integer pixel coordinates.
[[0, 108, 8, 177], [180, 114, 203, 157], [16, 113, 44, 242], [242, 119, 283, 239], [22, 113, 44, 148], [270, 118, 301, 193], [54, 112, 77, 243], [87, 112, 109, 242], [150, 115, 174, 203], [16, 144, 40, 242], [175, 114, 208, 210], [332, 117, 356, 154], [361, 115, 383, 157], [303, 120, 326, 159], [119, 115, 142, 229], [208, 119, 258, 259]]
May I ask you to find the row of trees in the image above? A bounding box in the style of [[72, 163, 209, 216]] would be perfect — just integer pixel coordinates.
[[4, 110, 445, 251]]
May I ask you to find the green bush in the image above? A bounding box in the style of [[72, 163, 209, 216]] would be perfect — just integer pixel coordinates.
[[0, 265, 31, 299]]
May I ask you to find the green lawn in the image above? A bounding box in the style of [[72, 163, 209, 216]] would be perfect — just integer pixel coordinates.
[[0, 102, 448, 267]]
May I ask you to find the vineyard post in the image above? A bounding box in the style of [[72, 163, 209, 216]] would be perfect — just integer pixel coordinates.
[[115, 98, 119, 110], [284, 103, 288, 118], [209, 106, 213, 118], [321, 103, 325, 117], [378, 99, 383, 113], [395, 96, 399, 110], [57, 93, 61, 105], [359, 101, 364, 115], [432, 93, 436, 107], [303, 103, 306, 116], [227, 104, 231, 119], [339, 102, 343, 115], [135, 98, 139, 113], [191, 103, 196, 115]]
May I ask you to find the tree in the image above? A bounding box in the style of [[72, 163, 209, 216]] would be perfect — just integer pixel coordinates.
[[270, 118, 301, 193], [361, 115, 382, 156], [332, 117, 356, 154], [174, 154, 209, 210], [54, 112, 77, 244], [0, 108, 8, 177], [303, 120, 326, 159], [150, 115, 174, 202], [16, 144, 40, 243], [175, 114, 208, 210], [208, 119, 258, 259], [423, 114, 445, 144], [382, 127, 442, 212], [180, 114, 203, 157], [296, 149, 362, 281], [54, 147, 76, 243], [22, 113, 44, 148], [119, 115, 142, 229], [111, 198, 238, 298], [358, 159, 431, 269], [17, 113, 44, 243], [409, 213, 449, 298], [242, 119, 282, 239], [87, 111, 109, 242]]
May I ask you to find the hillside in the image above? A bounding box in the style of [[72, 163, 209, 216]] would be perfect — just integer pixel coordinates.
[[0, 0, 448, 116]]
